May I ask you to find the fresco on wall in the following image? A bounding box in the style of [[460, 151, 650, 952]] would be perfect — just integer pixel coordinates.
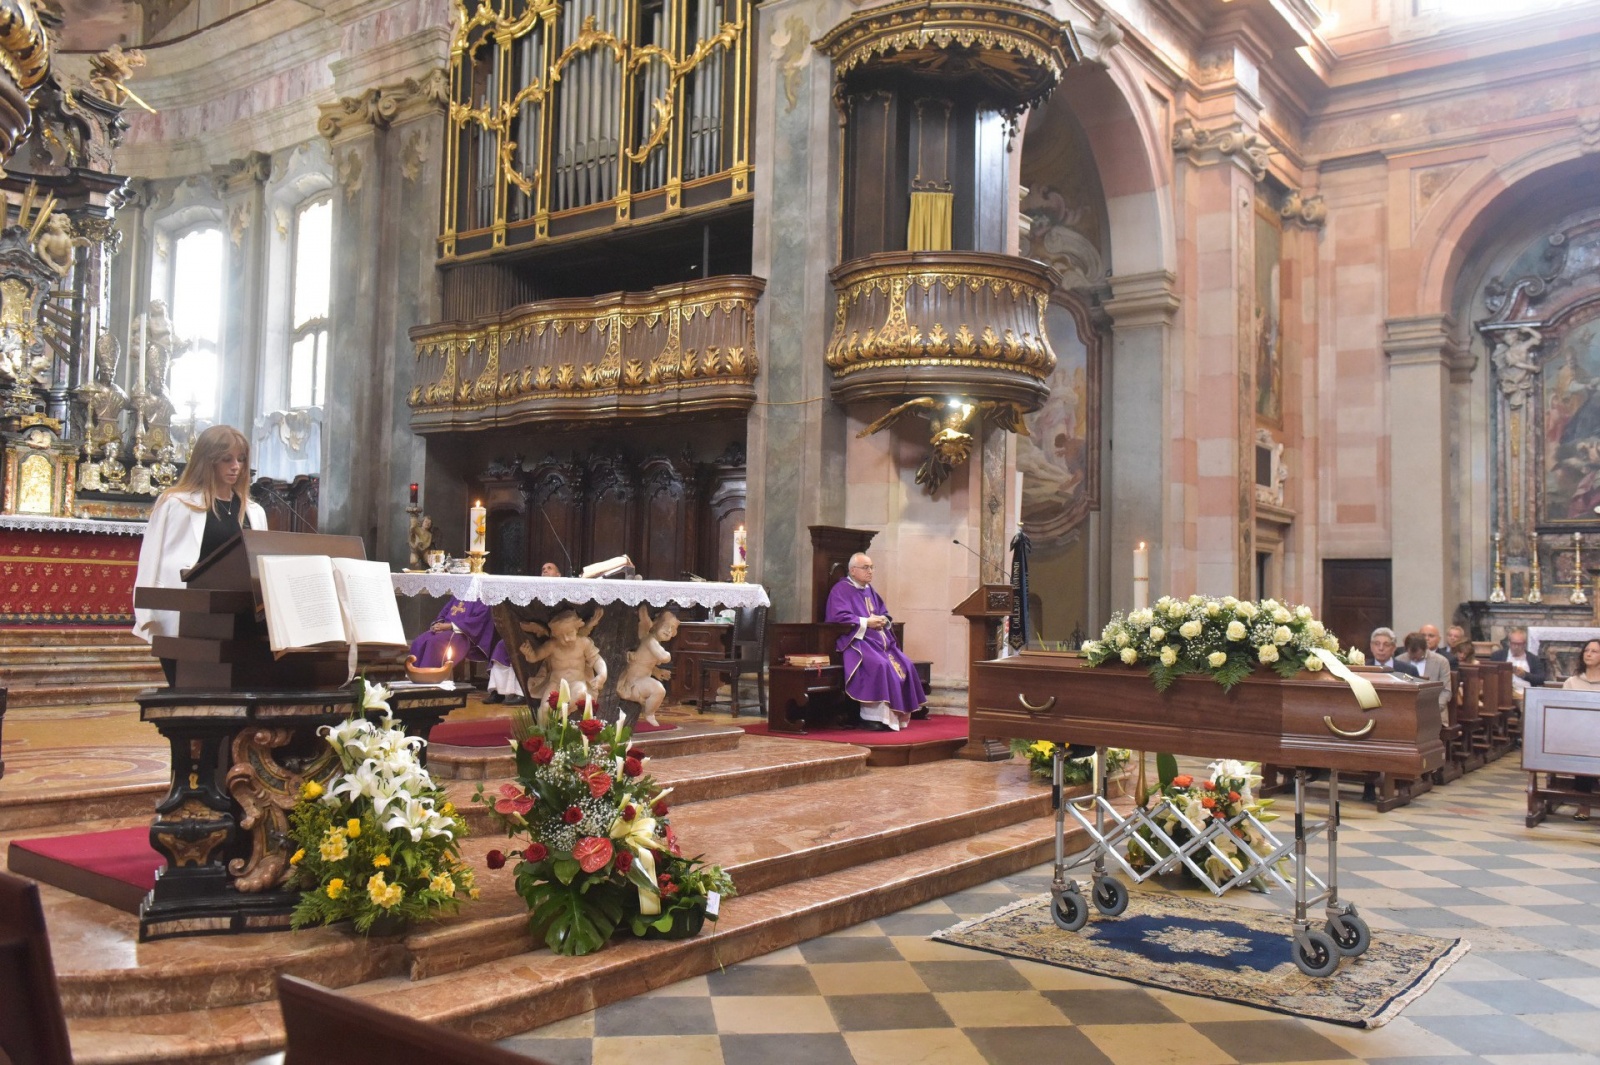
[[1542, 309, 1600, 522], [1254, 203, 1283, 424], [1018, 302, 1092, 545]]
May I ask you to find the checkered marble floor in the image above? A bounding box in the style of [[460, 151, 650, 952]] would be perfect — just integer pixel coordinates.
[[496, 757, 1600, 1065]]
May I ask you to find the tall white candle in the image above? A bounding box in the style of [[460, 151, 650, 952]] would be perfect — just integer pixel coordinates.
[[469, 500, 486, 553], [1133, 541, 1150, 611], [135, 311, 148, 392], [732, 524, 747, 567]]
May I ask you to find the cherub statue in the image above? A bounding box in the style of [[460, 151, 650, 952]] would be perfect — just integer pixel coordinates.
[[616, 605, 679, 727], [407, 514, 435, 570], [34, 213, 86, 276], [519, 608, 608, 721], [88, 44, 148, 106]]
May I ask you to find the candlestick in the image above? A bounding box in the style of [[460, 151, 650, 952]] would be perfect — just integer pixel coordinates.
[[1478, 527, 1504, 598], [135, 310, 147, 393], [469, 500, 486, 554], [1572, 532, 1588, 606], [1132, 541, 1150, 611], [732, 524, 747, 568], [1529, 530, 1543, 604]]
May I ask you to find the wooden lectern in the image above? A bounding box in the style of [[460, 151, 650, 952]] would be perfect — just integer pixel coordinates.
[[136, 529, 366, 690], [953, 584, 1015, 760]]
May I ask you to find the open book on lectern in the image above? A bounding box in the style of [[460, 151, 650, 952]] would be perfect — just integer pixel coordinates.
[[255, 555, 408, 656]]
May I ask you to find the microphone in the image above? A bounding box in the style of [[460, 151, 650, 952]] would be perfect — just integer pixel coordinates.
[[953, 538, 1002, 571], [536, 500, 576, 577]]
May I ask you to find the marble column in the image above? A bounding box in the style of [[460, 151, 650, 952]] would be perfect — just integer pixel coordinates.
[[1384, 314, 1458, 632], [747, 0, 848, 621], [1102, 270, 1178, 616], [317, 68, 449, 563], [212, 152, 272, 436]]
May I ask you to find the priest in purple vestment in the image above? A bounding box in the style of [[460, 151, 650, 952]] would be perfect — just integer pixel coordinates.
[[825, 552, 926, 731], [408, 597, 524, 702]]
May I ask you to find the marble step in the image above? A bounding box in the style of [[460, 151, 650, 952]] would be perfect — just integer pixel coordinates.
[[0, 628, 144, 648], [42, 759, 1047, 1019], [3, 661, 164, 686], [427, 718, 748, 781], [2, 645, 155, 664], [62, 805, 1072, 1064], [5, 682, 157, 709]]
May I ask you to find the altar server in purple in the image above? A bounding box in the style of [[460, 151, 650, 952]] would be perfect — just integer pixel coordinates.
[[826, 552, 926, 731], [409, 597, 524, 703]]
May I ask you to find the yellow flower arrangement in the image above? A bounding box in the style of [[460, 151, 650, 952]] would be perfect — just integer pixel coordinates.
[[326, 878, 346, 899]]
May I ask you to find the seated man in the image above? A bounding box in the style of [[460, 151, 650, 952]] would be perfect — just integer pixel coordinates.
[[1490, 626, 1547, 692], [540, 561, 561, 577], [408, 597, 524, 704], [1400, 631, 1452, 727], [1369, 627, 1418, 676], [826, 552, 926, 731], [1421, 623, 1457, 669]]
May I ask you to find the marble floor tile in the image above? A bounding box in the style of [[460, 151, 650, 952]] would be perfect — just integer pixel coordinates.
[[709, 995, 838, 1034], [807, 960, 929, 996], [590, 1034, 725, 1065], [823, 993, 955, 1032], [1190, 1019, 1355, 1063], [931, 990, 1073, 1029], [718, 1033, 856, 1065], [909, 959, 1032, 992], [963, 1025, 1115, 1065], [1077, 1021, 1236, 1065], [842, 1028, 988, 1065]]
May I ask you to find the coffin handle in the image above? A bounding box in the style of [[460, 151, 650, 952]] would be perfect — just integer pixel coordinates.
[[1018, 694, 1057, 713], [1323, 715, 1375, 739]]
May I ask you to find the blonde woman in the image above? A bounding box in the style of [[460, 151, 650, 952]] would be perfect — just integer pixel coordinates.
[[133, 425, 267, 683]]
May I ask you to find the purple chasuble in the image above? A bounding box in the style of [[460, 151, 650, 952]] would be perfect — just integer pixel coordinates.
[[407, 597, 510, 667], [824, 578, 926, 711]]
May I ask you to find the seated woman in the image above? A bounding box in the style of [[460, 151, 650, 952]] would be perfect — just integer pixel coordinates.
[[409, 597, 524, 703], [1558, 638, 1600, 821]]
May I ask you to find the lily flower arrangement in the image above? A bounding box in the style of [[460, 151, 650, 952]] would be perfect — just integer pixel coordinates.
[[1127, 759, 1283, 890], [477, 680, 735, 956], [1082, 595, 1361, 692], [288, 680, 476, 933]]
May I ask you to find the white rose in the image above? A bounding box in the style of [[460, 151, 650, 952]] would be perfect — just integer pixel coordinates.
[[1116, 631, 1131, 648], [1189, 594, 1204, 605], [1347, 648, 1365, 665], [1226, 620, 1247, 641], [1296, 605, 1313, 620], [1160, 646, 1178, 667], [1273, 625, 1292, 645], [1308, 620, 1325, 640], [1121, 647, 1139, 665], [1081, 640, 1100, 653], [1236, 602, 1257, 620], [1149, 626, 1166, 642], [1206, 602, 1221, 617], [1322, 635, 1340, 652], [1273, 607, 1292, 624], [1179, 620, 1203, 639], [1257, 644, 1280, 664], [1167, 601, 1186, 618], [1305, 654, 1324, 671], [1208, 651, 1227, 668]]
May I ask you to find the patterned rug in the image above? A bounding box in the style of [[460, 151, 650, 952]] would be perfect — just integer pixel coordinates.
[[934, 892, 1468, 1028]]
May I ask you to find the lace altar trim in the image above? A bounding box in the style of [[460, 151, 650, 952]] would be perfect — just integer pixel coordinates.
[[0, 513, 147, 536], [391, 573, 770, 610]]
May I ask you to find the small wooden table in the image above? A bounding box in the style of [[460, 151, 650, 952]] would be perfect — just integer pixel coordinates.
[[669, 621, 732, 704]]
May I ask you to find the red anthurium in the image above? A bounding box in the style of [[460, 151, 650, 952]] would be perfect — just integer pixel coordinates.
[[585, 772, 613, 799], [573, 836, 614, 874]]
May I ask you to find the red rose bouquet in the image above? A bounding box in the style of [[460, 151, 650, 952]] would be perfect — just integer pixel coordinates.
[[475, 680, 735, 955]]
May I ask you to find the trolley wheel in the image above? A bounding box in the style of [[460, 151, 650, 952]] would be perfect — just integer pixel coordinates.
[[1325, 913, 1371, 957], [1092, 877, 1129, 916], [1050, 889, 1089, 932], [1293, 929, 1341, 978]]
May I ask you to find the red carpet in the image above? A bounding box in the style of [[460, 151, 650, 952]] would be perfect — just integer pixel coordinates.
[[740, 713, 968, 746], [8, 826, 161, 914], [430, 716, 678, 747]]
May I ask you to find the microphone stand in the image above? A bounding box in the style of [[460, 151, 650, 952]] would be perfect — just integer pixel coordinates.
[[952, 538, 1001, 572], [536, 500, 576, 577]]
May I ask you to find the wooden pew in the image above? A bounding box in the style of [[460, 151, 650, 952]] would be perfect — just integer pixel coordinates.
[[278, 974, 546, 1064], [0, 870, 74, 1065]]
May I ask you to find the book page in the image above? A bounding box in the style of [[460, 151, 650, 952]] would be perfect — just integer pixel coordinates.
[[257, 555, 347, 653], [330, 557, 408, 648]]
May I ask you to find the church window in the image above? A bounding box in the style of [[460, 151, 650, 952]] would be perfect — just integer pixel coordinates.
[[167, 227, 225, 422], [288, 198, 332, 409]]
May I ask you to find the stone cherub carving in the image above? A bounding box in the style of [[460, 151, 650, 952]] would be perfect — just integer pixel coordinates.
[[87, 44, 148, 106], [33, 213, 87, 276], [1492, 325, 1542, 409], [519, 608, 608, 721], [407, 514, 435, 570], [616, 605, 679, 727]]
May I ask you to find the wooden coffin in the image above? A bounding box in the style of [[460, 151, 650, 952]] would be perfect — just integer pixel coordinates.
[[968, 651, 1445, 776]]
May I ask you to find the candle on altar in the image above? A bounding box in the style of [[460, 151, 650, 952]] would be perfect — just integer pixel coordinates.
[[733, 524, 747, 566], [469, 500, 486, 553], [409, 482, 419, 506], [1133, 541, 1150, 611], [134, 311, 148, 391]]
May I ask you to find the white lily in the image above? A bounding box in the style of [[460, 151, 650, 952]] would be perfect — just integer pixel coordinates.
[[362, 682, 394, 713]]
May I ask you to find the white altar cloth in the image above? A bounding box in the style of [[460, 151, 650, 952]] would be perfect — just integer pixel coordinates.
[[1528, 626, 1600, 656], [391, 573, 770, 611], [0, 513, 146, 536]]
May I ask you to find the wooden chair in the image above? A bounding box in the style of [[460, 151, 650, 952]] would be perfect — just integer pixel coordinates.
[[277, 974, 549, 1064], [698, 605, 768, 718], [0, 870, 74, 1065]]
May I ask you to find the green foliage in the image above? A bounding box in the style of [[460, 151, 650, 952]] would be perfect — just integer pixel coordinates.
[[1009, 739, 1131, 785], [1156, 752, 1179, 788]]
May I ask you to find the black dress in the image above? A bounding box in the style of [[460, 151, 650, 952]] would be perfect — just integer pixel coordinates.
[[198, 494, 245, 562]]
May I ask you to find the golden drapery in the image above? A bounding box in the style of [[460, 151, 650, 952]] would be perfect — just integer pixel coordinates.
[[907, 190, 953, 251]]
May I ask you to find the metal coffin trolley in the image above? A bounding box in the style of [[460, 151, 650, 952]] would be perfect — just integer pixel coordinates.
[[965, 652, 1446, 977]]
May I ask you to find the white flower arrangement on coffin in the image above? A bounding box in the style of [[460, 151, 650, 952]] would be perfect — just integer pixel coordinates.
[[1081, 595, 1363, 692]]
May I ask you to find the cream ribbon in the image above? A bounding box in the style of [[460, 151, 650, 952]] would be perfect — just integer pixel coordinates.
[[610, 813, 666, 916], [1309, 648, 1382, 710]]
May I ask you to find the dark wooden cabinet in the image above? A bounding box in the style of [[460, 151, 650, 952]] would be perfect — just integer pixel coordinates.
[[668, 621, 733, 704]]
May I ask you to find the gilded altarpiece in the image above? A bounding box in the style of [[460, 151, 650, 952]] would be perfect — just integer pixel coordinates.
[[1483, 213, 1600, 618]]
